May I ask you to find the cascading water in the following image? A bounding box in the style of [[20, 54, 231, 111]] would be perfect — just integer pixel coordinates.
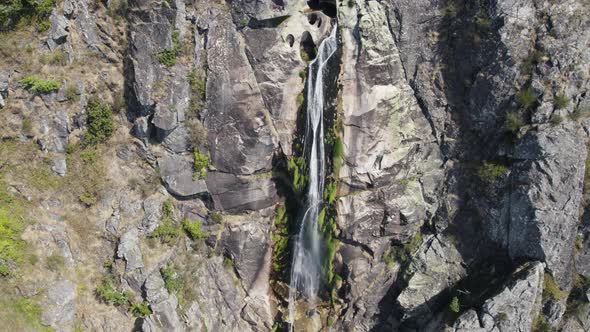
[[288, 23, 338, 330]]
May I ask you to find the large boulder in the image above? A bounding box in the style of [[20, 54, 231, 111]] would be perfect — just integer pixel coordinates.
[[205, 171, 277, 212]]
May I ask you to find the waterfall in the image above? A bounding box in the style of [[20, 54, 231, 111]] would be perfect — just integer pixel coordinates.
[[288, 23, 338, 330]]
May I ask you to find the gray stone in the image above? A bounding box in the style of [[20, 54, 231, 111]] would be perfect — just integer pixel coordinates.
[[158, 153, 208, 198], [397, 236, 466, 323], [453, 262, 544, 332], [220, 218, 271, 291], [117, 229, 144, 272], [508, 123, 586, 288], [42, 279, 76, 330], [143, 271, 183, 332], [206, 171, 277, 212], [203, 9, 277, 175], [47, 11, 69, 50]]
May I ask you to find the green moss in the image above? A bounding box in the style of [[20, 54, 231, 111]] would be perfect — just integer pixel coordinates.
[[21, 75, 60, 94], [83, 99, 114, 146], [296, 93, 304, 109], [543, 273, 566, 301], [193, 149, 209, 180], [287, 156, 308, 193], [130, 301, 152, 317], [271, 205, 290, 277], [477, 161, 508, 182], [182, 219, 205, 241], [332, 137, 344, 175], [449, 296, 460, 313], [0, 208, 26, 277]]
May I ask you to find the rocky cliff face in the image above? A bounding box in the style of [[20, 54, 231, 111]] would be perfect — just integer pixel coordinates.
[[0, 0, 589, 331]]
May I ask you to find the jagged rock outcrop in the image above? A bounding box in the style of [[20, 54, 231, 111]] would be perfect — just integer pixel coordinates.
[[508, 123, 586, 288], [452, 262, 544, 332]]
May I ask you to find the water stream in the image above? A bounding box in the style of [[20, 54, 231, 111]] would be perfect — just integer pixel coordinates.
[[288, 23, 338, 330]]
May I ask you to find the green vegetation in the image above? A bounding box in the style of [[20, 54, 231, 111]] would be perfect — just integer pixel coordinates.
[[554, 93, 569, 109], [298, 70, 306, 80], [0, 0, 55, 31], [0, 297, 51, 331], [332, 137, 344, 175], [564, 274, 590, 320], [193, 149, 209, 179], [383, 232, 423, 266], [149, 201, 181, 243], [187, 68, 206, 115], [130, 301, 152, 317], [549, 114, 563, 126], [323, 180, 337, 204], [40, 49, 67, 66], [543, 273, 566, 301], [45, 251, 65, 272], [21, 75, 60, 94], [496, 312, 508, 322], [210, 211, 223, 223], [96, 279, 131, 306], [0, 208, 26, 277], [505, 111, 525, 133], [271, 205, 289, 276], [296, 92, 304, 109], [521, 50, 546, 73], [157, 30, 181, 66], [571, 105, 590, 121], [65, 83, 79, 101], [161, 263, 182, 293], [83, 100, 114, 146], [449, 296, 460, 313], [477, 161, 508, 182], [575, 234, 584, 250], [287, 156, 308, 193], [516, 87, 537, 110], [532, 314, 550, 332], [182, 219, 205, 241], [223, 256, 233, 268]]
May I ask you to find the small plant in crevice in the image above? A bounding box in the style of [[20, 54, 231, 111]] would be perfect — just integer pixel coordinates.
[[187, 67, 206, 116], [161, 262, 183, 294], [182, 218, 205, 241], [477, 161, 508, 182], [553, 93, 569, 109], [130, 301, 152, 317], [193, 149, 209, 180], [287, 156, 308, 194], [520, 50, 547, 74], [532, 314, 551, 332], [549, 114, 563, 126], [449, 296, 460, 313], [516, 87, 537, 110], [383, 231, 423, 267], [505, 111, 525, 133], [95, 279, 131, 306], [156, 30, 181, 67], [542, 272, 566, 301], [149, 200, 181, 243]]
